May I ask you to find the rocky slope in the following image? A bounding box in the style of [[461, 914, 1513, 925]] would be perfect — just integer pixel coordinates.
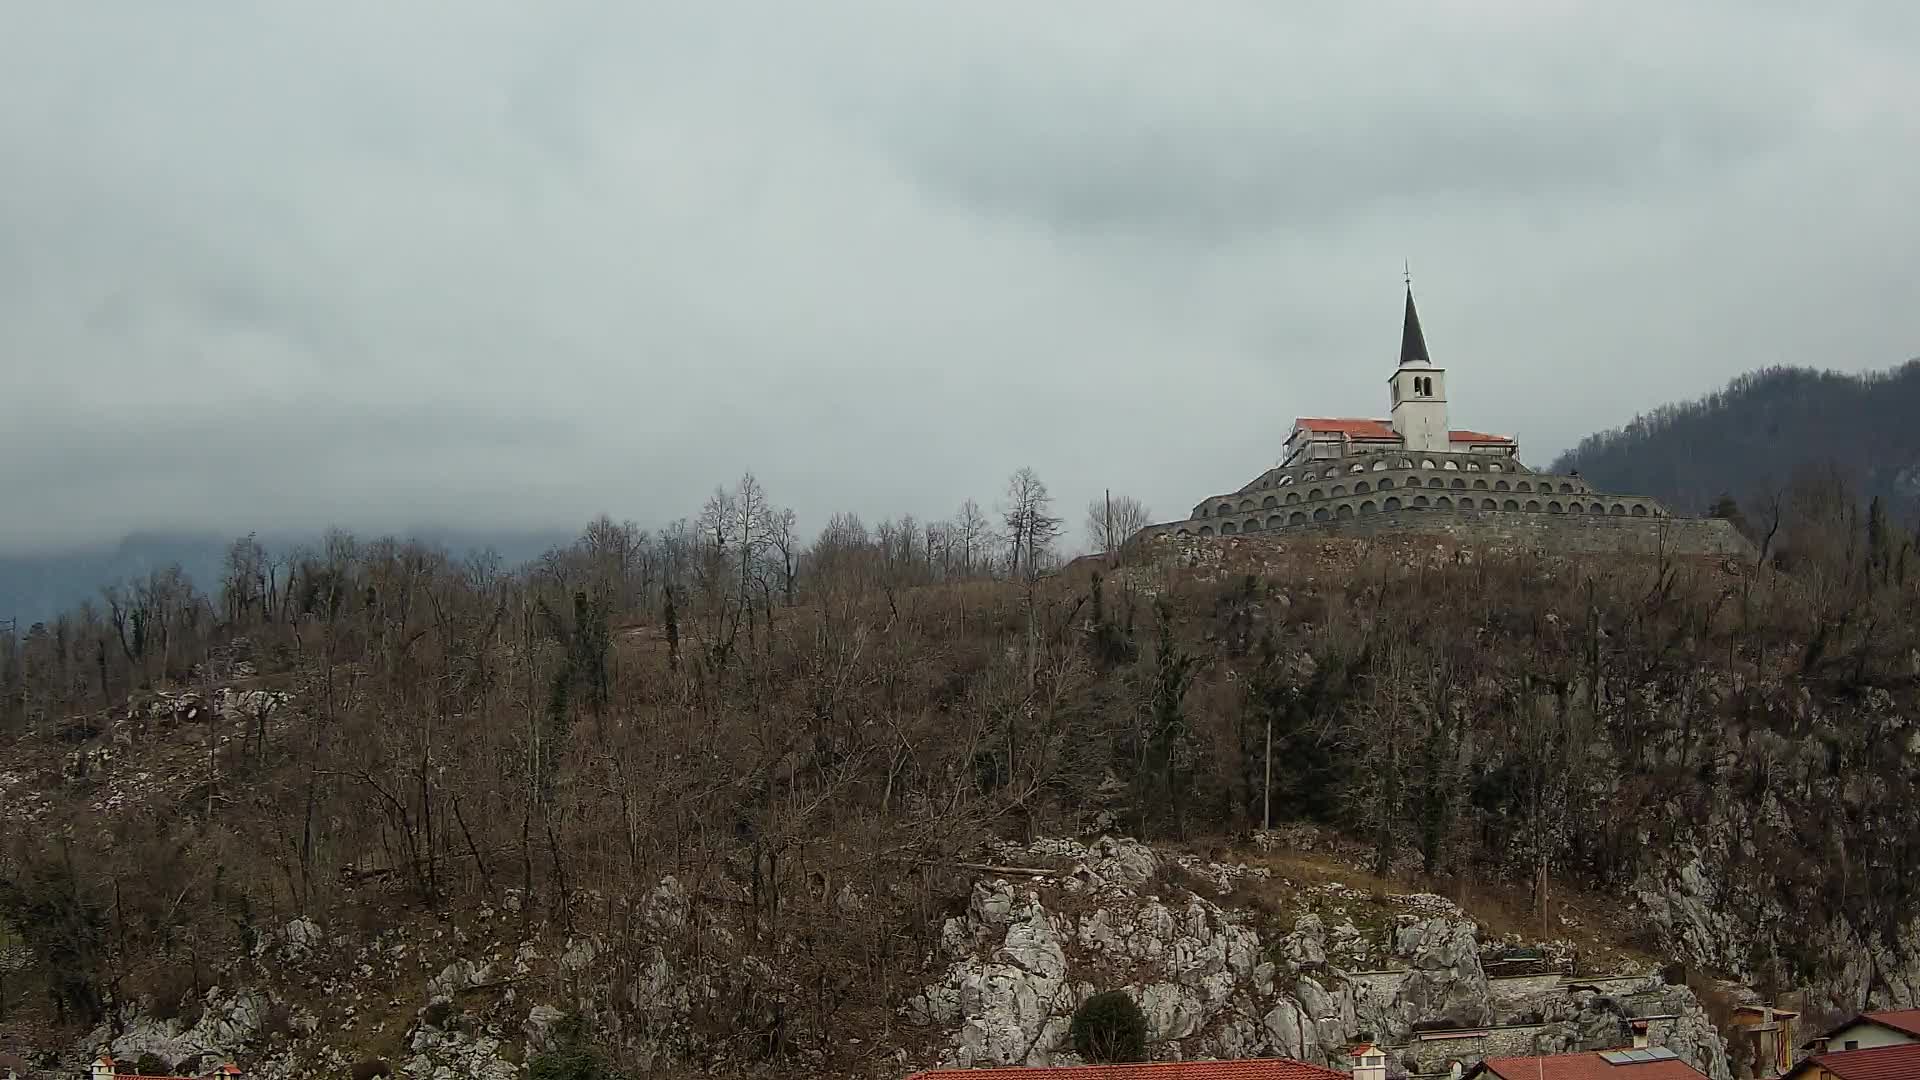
[[8, 530, 1920, 1079], [13, 834, 1735, 1080], [907, 837, 1729, 1079]]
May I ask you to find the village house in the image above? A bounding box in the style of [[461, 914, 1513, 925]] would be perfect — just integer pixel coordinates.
[[1727, 1003, 1800, 1078], [1780, 1041, 1920, 1080], [89, 1058, 242, 1080], [905, 1057, 1350, 1080], [1801, 1009, 1920, 1054], [1462, 1048, 1709, 1080]]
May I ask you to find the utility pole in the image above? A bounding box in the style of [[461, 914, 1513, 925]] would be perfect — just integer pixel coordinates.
[[1539, 853, 1550, 940], [1105, 489, 1114, 562], [1262, 709, 1273, 832]]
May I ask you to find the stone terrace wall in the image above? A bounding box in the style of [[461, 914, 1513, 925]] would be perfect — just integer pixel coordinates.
[[1256, 507, 1752, 557]]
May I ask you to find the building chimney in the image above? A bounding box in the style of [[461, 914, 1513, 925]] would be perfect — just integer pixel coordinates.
[[1631, 1019, 1651, 1050], [1352, 1044, 1388, 1080]]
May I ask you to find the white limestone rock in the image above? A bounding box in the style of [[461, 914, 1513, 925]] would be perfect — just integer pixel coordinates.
[[426, 959, 492, 1002], [1283, 914, 1329, 969], [642, 876, 691, 933], [404, 1027, 517, 1080], [914, 850, 1303, 1067], [1137, 982, 1206, 1042], [98, 988, 269, 1069], [1390, 916, 1491, 1028], [1261, 997, 1321, 1061], [254, 916, 324, 966], [1065, 836, 1162, 895], [911, 881, 1075, 1066], [524, 1004, 567, 1051]]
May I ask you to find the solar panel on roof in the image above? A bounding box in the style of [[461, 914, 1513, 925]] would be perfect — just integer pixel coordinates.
[[1599, 1046, 1680, 1066]]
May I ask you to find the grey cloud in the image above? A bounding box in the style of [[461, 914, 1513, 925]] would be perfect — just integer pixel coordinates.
[[874, 66, 1795, 239], [1, 1, 1916, 555], [837, 4, 1816, 237]]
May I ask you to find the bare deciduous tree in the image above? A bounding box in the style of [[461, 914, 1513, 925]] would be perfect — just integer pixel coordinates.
[[954, 499, 991, 578], [1084, 493, 1152, 557], [1001, 467, 1062, 585]]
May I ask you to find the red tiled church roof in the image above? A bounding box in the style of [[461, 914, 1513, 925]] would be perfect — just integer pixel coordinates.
[[1295, 418, 1399, 439], [1474, 1051, 1706, 1080], [907, 1060, 1347, 1080], [1292, 418, 1514, 445], [1793, 1042, 1920, 1080]]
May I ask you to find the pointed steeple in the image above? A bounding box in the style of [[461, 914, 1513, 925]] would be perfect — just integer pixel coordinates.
[[1399, 285, 1431, 366]]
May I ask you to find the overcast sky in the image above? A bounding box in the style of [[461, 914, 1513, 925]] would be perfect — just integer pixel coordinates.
[[2, 2, 1916, 554]]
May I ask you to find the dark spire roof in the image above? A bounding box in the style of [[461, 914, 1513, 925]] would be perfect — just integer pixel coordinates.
[[1400, 286, 1431, 366]]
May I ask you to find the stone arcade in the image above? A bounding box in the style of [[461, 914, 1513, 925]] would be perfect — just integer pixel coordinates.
[[1136, 288, 1749, 556]]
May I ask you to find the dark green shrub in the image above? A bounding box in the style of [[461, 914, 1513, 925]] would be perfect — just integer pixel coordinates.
[[529, 1044, 607, 1080], [1070, 990, 1148, 1063], [133, 1053, 169, 1076], [529, 1012, 625, 1080]]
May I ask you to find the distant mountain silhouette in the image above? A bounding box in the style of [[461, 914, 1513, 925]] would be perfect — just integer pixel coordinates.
[[0, 527, 573, 626], [1551, 361, 1920, 519]]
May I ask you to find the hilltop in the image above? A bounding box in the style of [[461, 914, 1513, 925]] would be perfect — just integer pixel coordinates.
[[1551, 361, 1920, 518], [3, 502, 1919, 1078]]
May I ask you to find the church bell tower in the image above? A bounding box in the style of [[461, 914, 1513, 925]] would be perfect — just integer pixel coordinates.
[[1388, 285, 1449, 454]]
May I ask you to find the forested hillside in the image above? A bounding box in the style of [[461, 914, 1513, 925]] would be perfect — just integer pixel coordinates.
[[2, 468, 1919, 1076], [1551, 361, 1920, 518]]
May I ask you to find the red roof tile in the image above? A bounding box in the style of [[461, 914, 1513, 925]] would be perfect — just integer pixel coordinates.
[[1477, 1051, 1707, 1080], [93, 1063, 232, 1080], [907, 1060, 1347, 1080], [1864, 1009, 1920, 1038], [1295, 418, 1399, 439], [1801, 1043, 1920, 1080], [1291, 419, 1515, 445]]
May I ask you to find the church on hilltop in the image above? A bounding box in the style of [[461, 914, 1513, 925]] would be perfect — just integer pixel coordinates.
[[1134, 287, 1750, 556]]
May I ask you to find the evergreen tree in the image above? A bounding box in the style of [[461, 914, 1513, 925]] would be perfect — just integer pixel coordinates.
[[1071, 991, 1148, 1063]]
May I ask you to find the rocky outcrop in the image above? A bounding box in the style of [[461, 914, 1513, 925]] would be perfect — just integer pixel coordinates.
[[1635, 796, 1920, 1022], [86, 988, 273, 1071], [1391, 917, 1491, 1028], [908, 837, 1730, 1079], [913, 878, 1079, 1066], [404, 1027, 517, 1080], [67, 837, 1732, 1080]]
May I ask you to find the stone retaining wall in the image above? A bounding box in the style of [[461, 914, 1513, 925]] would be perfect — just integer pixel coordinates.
[[1155, 508, 1752, 558], [1393, 1014, 1687, 1076]]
